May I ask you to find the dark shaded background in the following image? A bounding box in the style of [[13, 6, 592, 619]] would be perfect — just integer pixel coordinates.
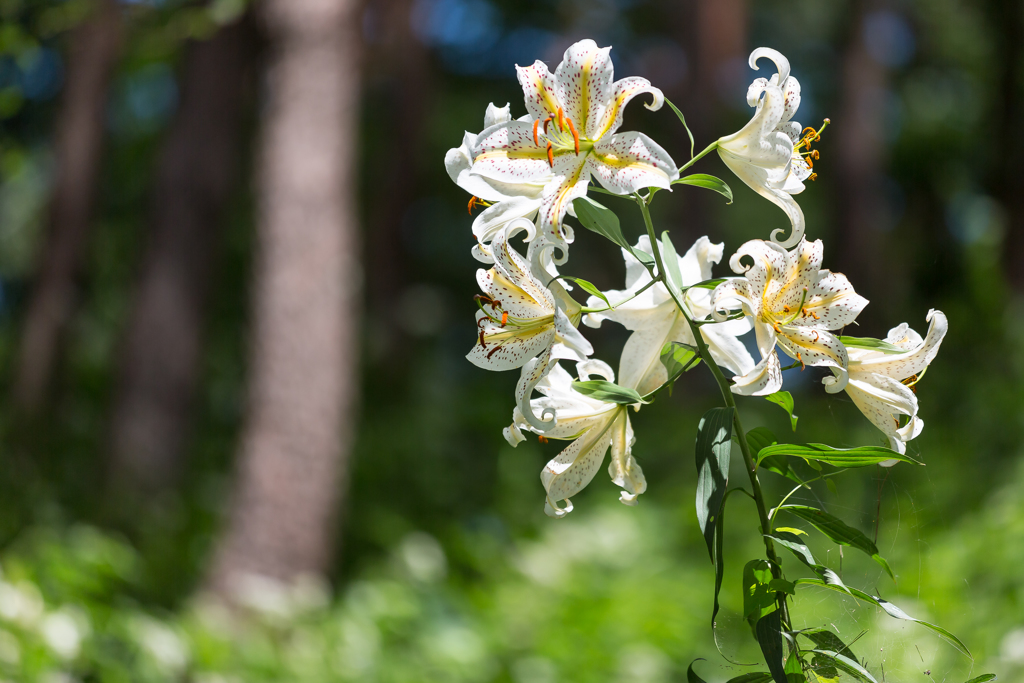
[[0, 0, 1022, 680]]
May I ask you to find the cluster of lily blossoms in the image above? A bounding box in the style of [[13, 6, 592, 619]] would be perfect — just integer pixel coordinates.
[[446, 41, 947, 517]]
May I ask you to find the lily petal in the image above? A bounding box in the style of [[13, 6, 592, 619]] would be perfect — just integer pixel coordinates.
[[472, 120, 561, 185], [541, 408, 622, 517], [589, 76, 665, 141], [586, 131, 678, 195], [718, 153, 806, 247], [516, 59, 562, 121], [854, 310, 948, 380], [553, 39, 614, 138], [606, 411, 645, 506], [471, 196, 543, 263]]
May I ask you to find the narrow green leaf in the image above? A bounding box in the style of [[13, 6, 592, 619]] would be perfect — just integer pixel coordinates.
[[794, 578, 973, 658], [807, 651, 877, 683], [764, 391, 799, 431], [572, 380, 648, 405], [838, 336, 907, 354], [747, 427, 778, 453], [769, 578, 796, 595], [743, 559, 777, 629], [764, 531, 852, 595], [785, 651, 805, 682], [687, 659, 709, 683], [726, 675, 773, 683], [779, 505, 895, 581], [800, 630, 860, 663], [665, 97, 695, 158], [686, 277, 727, 290], [826, 478, 839, 498], [748, 428, 802, 484], [660, 230, 685, 296], [755, 610, 787, 683], [757, 443, 921, 469], [674, 173, 734, 203], [572, 196, 655, 275], [963, 675, 997, 683], [633, 248, 657, 271], [696, 407, 735, 560], [661, 341, 701, 385], [561, 277, 609, 307]]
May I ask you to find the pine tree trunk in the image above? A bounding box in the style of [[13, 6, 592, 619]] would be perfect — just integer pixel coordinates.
[[13, 0, 122, 416], [107, 15, 258, 494], [206, 0, 362, 594]]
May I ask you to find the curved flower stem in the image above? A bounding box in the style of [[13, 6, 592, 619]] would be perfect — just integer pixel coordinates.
[[635, 197, 792, 631], [580, 277, 660, 314], [676, 141, 718, 175]]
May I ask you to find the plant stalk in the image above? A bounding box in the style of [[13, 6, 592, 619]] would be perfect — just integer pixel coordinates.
[[636, 197, 791, 630]]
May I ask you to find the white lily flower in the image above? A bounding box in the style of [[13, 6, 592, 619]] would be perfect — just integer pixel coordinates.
[[717, 48, 828, 248], [583, 235, 754, 395], [470, 39, 679, 260], [508, 360, 646, 518], [445, 102, 554, 264], [710, 239, 868, 396], [833, 310, 948, 463], [467, 219, 592, 430]]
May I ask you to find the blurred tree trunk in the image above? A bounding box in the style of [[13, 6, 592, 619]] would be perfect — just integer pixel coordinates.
[[365, 0, 426, 358], [206, 0, 362, 593], [990, 0, 1024, 292], [667, 0, 746, 243], [13, 0, 122, 416], [107, 15, 258, 493], [834, 1, 891, 324]]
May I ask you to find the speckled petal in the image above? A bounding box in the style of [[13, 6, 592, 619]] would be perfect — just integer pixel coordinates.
[[472, 121, 558, 185], [553, 40, 614, 139], [587, 131, 678, 195], [536, 152, 591, 244], [776, 326, 849, 372], [606, 411, 645, 506], [516, 59, 562, 122], [844, 373, 918, 446], [541, 409, 620, 516], [770, 238, 823, 310], [731, 348, 783, 396], [854, 310, 948, 380], [467, 315, 555, 371], [589, 77, 665, 141], [471, 197, 543, 263], [718, 152, 805, 247], [798, 270, 869, 331]]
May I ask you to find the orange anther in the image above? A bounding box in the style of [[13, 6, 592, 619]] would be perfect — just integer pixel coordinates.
[[501, 311, 508, 326], [543, 115, 552, 134], [546, 142, 554, 167], [557, 107, 564, 131], [538, 435, 549, 444], [809, 173, 818, 181], [487, 344, 502, 359], [797, 351, 805, 370], [468, 196, 478, 215], [566, 117, 580, 154], [533, 118, 541, 146]]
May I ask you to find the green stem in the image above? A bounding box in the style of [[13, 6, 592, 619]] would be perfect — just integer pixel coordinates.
[[636, 197, 791, 630], [676, 141, 718, 175], [580, 277, 660, 314]]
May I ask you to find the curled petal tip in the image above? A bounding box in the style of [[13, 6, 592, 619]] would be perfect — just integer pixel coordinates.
[[642, 87, 665, 112], [544, 497, 573, 518], [822, 368, 849, 394], [770, 223, 805, 249], [619, 491, 640, 506], [748, 47, 791, 86]]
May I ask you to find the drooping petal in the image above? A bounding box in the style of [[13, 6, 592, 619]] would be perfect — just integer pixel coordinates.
[[553, 39, 614, 138], [541, 408, 620, 517], [748, 47, 791, 87], [606, 411, 645, 506], [844, 373, 918, 447], [718, 153, 806, 248], [552, 307, 593, 361], [776, 326, 849, 372], [515, 348, 558, 431], [516, 59, 562, 121], [467, 314, 556, 371], [700, 322, 756, 377], [588, 76, 665, 141], [490, 222, 557, 313], [586, 131, 679, 195], [614, 303, 679, 395], [731, 348, 783, 396], [536, 152, 591, 243], [471, 196, 544, 263], [855, 310, 948, 380]]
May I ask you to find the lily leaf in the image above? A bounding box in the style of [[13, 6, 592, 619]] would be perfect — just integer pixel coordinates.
[[665, 97, 695, 158], [764, 391, 798, 431], [963, 676, 997, 683], [726, 675, 773, 683], [743, 559, 776, 630], [755, 609, 787, 683], [660, 230, 685, 297], [687, 660, 709, 683], [806, 651, 877, 683], [559, 277, 609, 307], [748, 428, 802, 484], [757, 443, 922, 469], [661, 341, 701, 385], [572, 380, 648, 405], [764, 531, 851, 594], [686, 277, 727, 290], [800, 630, 861, 664], [572, 197, 655, 274], [839, 336, 907, 354], [778, 505, 895, 581], [674, 173, 734, 204], [696, 407, 734, 560], [793, 578, 973, 658]]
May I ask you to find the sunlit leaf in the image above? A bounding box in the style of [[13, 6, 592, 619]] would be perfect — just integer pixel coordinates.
[[743, 559, 776, 629], [665, 97, 695, 158], [661, 341, 701, 386], [963, 675, 997, 683], [838, 336, 907, 354], [572, 196, 654, 274], [560, 277, 609, 307], [726, 674, 773, 683], [755, 609, 787, 683], [778, 505, 895, 580], [756, 443, 922, 469], [687, 659, 709, 683], [696, 407, 734, 560], [764, 531, 851, 594], [794, 578, 973, 658], [764, 391, 798, 431], [572, 380, 648, 405], [674, 173, 734, 203], [660, 230, 684, 297], [806, 651, 877, 683]]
